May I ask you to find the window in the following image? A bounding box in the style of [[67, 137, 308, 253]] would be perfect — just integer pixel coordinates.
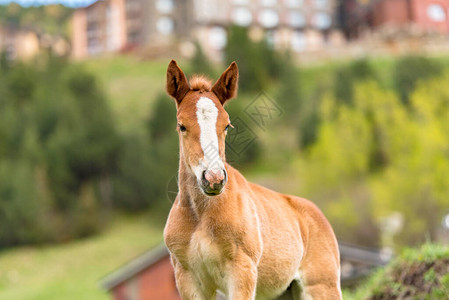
[[289, 11, 306, 28], [314, 0, 328, 8], [313, 12, 331, 29], [156, 0, 174, 14], [291, 31, 306, 52], [232, 7, 253, 26], [157, 17, 174, 35], [232, 0, 249, 4], [427, 4, 446, 22], [258, 9, 279, 28], [127, 31, 140, 44], [265, 30, 276, 46], [208, 26, 227, 50], [285, 0, 303, 8], [260, 0, 277, 6], [126, 0, 141, 12]]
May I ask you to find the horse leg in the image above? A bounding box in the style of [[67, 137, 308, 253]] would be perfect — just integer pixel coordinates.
[[226, 252, 258, 300], [172, 258, 211, 300], [297, 259, 342, 300], [275, 280, 303, 300]]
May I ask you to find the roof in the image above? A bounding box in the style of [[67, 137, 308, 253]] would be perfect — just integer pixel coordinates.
[[100, 243, 169, 291], [339, 242, 390, 266], [100, 242, 391, 290]]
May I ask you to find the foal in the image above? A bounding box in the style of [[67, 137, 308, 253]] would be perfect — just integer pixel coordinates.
[[163, 60, 341, 300]]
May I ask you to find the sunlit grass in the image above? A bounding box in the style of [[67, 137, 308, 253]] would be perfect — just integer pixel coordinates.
[[82, 56, 172, 134], [0, 214, 164, 300], [345, 243, 449, 300]]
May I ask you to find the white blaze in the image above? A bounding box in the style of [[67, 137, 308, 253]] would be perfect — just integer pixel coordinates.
[[194, 97, 224, 180]]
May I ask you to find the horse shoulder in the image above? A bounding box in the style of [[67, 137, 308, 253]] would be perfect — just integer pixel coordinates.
[[164, 196, 197, 263], [285, 195, 340, 264]]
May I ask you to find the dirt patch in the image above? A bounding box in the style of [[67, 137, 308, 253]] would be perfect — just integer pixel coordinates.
[[368, 258, 449, 299]]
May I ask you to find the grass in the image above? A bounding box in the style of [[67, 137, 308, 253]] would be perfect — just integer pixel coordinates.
[[345, 243, 449, 300], [82, 56, 173, 134], [3, 54, 449, 300], [0, 214, 164, 300]]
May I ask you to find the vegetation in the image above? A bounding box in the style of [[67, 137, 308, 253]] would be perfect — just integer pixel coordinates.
[[393, 55, 444, 104], [224, 25, 285, 94], [0, 55, 178, 248], [0, 214, 163, 300], [346, 244, 449, 299], [297, 72, 449, 247], [1, 28, 449, 296], [2, 49, 447, 250], [0, 3, 73, 37], [0, 54, 120, 247]]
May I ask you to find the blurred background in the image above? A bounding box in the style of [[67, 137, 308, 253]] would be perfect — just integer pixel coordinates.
[[0, 0, 449, 299]]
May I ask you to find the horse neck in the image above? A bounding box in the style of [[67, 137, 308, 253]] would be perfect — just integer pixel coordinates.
[[177, 157, 208, 215], [177, 155, 237, 218]]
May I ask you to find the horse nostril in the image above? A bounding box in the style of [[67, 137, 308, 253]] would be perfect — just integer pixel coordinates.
[[202, 170, 207, 183], [222, 169, 227, 183]]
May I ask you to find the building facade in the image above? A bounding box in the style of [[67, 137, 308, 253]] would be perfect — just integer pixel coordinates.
[[72, 0, 192, 58], [0, 27, 69, 61], [72, 0, 343, 59], [342, 0, 449, 38], [192, 0, 344, 59]]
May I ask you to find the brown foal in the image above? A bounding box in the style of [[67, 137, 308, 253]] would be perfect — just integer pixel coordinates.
[[163, 60, 341, 300]]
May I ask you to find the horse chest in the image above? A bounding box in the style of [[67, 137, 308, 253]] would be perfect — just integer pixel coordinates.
[[187, 229, 228, 288]]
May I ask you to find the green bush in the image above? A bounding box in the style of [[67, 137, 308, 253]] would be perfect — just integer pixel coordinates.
[[224, 26, 268, 93], [0, 161, 50, 247], [333, 58, 378, 105], [276, 51, 301, 122], [0, 55, 119, 247], [298, 76, 449, 247], [114, 93, 178, 211], [189, 41, 216, 78], [393, 55, 443, 104], [348, 244, 449, 299]]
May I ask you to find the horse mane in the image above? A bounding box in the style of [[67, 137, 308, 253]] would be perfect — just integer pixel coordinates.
[[189, 75, 212, 92]]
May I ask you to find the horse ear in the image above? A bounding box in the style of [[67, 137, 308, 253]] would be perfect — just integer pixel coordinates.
[[212, 61, 239, 105], [166, 60, 190, 104]]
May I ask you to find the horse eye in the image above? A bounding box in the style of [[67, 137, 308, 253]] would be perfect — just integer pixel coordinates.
[[225, 125, 230, 132], [179, 124, 186, 132]]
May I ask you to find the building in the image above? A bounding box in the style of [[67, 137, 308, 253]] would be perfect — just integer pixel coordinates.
[[100, 244, 180, 300], [342, 0, 449, 38], [0, 28, 40, 61], [100, 242, 389, 300], [72, 0, 192, 58], [0, 27, 69, 61], [72, 0, 344, 59], [191, 0, 344, 59]]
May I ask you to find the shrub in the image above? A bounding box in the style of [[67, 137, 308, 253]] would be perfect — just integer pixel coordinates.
[[276, 51, 301, 122], [299, 77, 449, 247], [349, 244, 449, 299], [224, 25, 267, 93], [0, 55, 119, 248], [113, 93, 178, 211], [333, 58, 378, 105], [189, 41, 216, 77], [393, 55, 444, 104]]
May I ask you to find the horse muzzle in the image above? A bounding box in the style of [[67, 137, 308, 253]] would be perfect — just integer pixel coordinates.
[[200, 168, 227, 196]]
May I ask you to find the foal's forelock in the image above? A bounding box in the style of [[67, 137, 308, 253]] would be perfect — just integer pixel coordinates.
[[191, 97, 225, 180]]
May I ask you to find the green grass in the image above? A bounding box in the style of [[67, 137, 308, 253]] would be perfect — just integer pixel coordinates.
[[345, 243, 449, 300], [0, 214, 164, 300], [82, 56, 172, 134]]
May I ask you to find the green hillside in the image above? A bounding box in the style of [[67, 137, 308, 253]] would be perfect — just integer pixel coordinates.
[[346, 244, 449, 299], [0, 214, 163, 300], [82, 57, 170, 134], [0, 3, 73, 37]]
